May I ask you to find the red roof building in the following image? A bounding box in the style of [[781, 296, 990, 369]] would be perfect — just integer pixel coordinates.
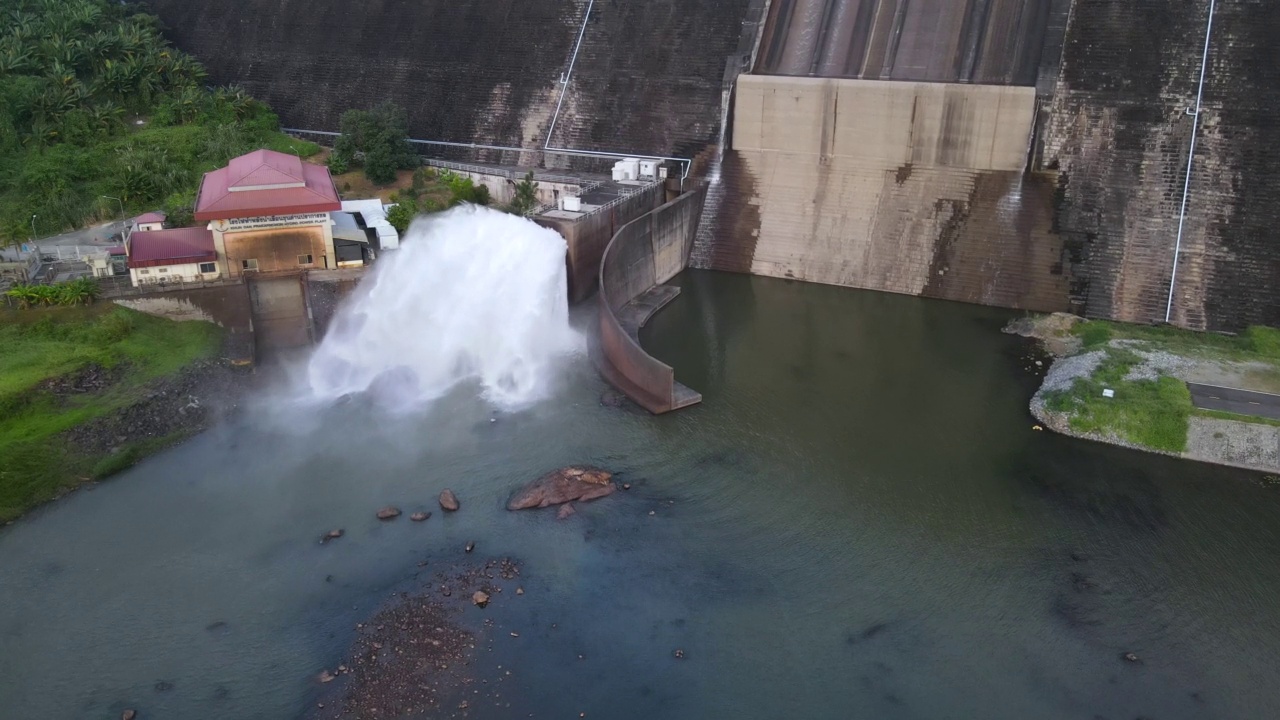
[[133, 211, 167, 225], [126, 228, 217, 269], [194, 149, 341, 221]]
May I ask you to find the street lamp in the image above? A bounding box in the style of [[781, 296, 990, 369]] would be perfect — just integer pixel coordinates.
[[30, 214, 36, 243], [101, 195, 125, 225]]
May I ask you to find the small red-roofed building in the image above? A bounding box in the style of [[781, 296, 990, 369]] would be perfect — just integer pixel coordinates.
[[125, 227, 220, 286], [132, 211, 166, 233], [194, 149, 342, 278]]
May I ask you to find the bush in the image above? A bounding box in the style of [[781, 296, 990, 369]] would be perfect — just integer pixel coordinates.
[[4, 278, 99, 309], [508, 171, 538, 215], [385, 199, 416, 234], [1078, 321, 1113, 349], [1245, 326, 1280, 359]]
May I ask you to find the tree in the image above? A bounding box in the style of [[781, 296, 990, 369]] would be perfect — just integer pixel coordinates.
[[385, 197, 416, 234], [162, 189, 195, 228], [332, 102, 417, 185], [509, 171, 538, 216]]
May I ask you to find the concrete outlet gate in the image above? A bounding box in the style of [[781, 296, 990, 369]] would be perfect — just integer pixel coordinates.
[[248, 275, 312, 358]]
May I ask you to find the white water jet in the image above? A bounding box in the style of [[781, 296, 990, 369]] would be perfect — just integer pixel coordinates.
[[303, 205, 581, 409]]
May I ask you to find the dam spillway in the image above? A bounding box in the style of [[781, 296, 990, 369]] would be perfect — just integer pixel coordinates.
[[755, 0, 1069, 87]]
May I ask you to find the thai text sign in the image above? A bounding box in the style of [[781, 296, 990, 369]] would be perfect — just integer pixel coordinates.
[[224, 212, 330, 231]]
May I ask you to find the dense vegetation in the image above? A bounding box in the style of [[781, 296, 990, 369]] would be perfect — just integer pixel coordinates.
[[4, 277, 99, 307], [328, 103, 418, 184], [385, 168, 492, 233], [0, 0, 316, 244], [0, 304, 222, 521]]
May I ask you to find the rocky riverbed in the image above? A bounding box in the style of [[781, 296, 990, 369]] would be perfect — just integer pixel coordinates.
[[63, 359, 251, 460], [310, 558, 523, 720]]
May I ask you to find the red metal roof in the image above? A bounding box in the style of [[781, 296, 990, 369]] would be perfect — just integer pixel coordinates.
[[133, 211, 166, 224], [126, 228, 217, 269], [194, 149, 341, 221]]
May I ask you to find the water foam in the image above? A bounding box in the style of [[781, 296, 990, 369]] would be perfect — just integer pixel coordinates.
[[303, 205, 581, 409]]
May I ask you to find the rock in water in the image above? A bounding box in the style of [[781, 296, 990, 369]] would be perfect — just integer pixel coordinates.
[[321, 529, 344, 543], [472, 590, 490, 607], [376, 507, 401, 520], [507, 466, 615, 510], [410, 512, 430, 522], [122, 711, 137, 720], [465, 541, 475, 553], [557, 503, 576, 520], [439, 489, 460, 512]]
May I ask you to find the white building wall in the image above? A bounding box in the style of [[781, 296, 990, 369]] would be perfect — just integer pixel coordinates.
[[129, 261, 221, 287]]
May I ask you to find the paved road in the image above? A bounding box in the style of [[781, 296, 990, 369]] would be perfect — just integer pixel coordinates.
[[0, 220, 129, 262], [1188, 383, 1280, 421]]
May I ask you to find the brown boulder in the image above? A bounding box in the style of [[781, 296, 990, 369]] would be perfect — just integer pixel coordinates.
[[472, 590, 490, 607], [507, 466, 615, 510], [376, 507, 401, 520], [122, 711, 137, 720], [439, 489, 460, 512], [410, 512, 430, 522], [557, 503, 576, 520]]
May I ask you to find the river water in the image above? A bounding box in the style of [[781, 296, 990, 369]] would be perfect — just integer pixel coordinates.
[[2, 270, 1279, 719]]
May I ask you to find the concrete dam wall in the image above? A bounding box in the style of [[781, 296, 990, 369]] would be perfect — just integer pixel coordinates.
[[1045, 0, 1280, 331], [702, 75, 1070, 311], [144, 0, 760, 163]]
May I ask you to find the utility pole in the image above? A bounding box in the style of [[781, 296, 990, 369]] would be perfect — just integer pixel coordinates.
[[101, 195, 125, 225]]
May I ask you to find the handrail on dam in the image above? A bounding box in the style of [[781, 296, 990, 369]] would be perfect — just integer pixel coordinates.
[[282, 129, 692, 184], [595, 184, 708, 414]]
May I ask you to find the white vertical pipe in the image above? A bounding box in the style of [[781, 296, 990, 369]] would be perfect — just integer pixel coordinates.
[[1165, 0, 1216, 324]]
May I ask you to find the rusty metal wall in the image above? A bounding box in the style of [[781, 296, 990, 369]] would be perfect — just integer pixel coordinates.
[[596, 185, 708, 414], [224, 227, 330, 279]]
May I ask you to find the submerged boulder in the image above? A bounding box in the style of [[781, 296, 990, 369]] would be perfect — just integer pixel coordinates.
[[439, 489, 460, 512], [376, 507, 401, 520], [557, 503, 576, 520], [507, 466, 615, 510]]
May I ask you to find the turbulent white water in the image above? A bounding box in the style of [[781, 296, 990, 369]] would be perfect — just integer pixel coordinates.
[[304, 205, 581, 409]]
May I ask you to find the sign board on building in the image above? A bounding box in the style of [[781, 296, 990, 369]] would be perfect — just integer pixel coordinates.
[[214, 212, 331, 232]]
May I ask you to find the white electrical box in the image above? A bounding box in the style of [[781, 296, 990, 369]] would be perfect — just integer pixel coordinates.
[[639, 160, 659, 178], [561, 196, 582, 212], [612, 158, 641, 182]]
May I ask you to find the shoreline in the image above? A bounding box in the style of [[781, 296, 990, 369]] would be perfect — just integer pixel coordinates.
[[1012, 314, 1280, 475]]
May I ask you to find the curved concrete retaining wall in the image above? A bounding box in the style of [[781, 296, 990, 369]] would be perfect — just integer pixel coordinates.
[[597, 185, 707, 414]]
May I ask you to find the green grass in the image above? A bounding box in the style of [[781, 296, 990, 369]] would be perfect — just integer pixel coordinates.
[[0, 304, 222, 521], [1044, 349, 1193, 453], [1194, 409, 1280, 429], [1072, 320, 1280, 362]]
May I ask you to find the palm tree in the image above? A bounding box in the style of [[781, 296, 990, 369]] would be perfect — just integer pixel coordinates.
[[0, 44, 34, 75], [87, 102, 124, 134]]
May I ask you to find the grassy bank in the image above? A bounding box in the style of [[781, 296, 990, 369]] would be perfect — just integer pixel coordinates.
[[1037, 319, 1280, 454], [0, 304, 222, 521]]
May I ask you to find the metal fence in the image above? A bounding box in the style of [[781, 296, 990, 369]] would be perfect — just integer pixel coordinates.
[[423, 158, 603, 193]]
